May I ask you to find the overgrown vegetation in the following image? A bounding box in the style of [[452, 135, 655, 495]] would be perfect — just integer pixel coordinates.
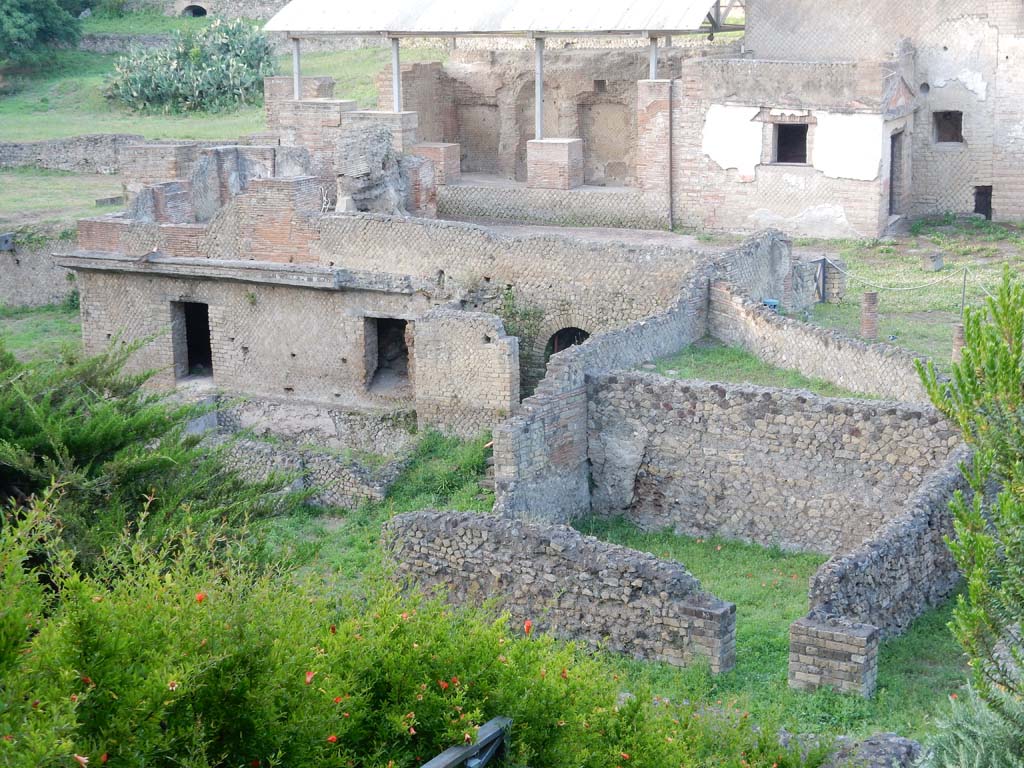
[[496, 286, 544, 356], [0, 501, 824, 768], [919, 266, 1024, 758], [106, 19, 274, 112], [650, 340, 871, 398], [577, 517, 968, 739], [0, 337, 300, 565]]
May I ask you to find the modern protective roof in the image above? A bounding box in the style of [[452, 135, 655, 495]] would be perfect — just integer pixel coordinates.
[[264, 0, 721, 37]]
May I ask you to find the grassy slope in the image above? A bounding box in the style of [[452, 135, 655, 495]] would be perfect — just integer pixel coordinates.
[[0, 168, 123, 230], [651, 340, 871, 398], [802, 218, 1024, 365], [0, 304, 82, 361], [0, 46, 446, 142], [577, 517, 967, 740]]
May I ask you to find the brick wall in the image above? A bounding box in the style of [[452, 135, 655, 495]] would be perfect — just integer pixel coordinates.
[[708, 281, 929, 402], [413, 308, 519, 438], [384, 511, 737, 673], [587, 373, 958, 554]]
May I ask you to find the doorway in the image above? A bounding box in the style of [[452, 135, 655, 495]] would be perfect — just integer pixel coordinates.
[[172, 301, 213, 379], [544, 327, 590, 363], [889, 132, 904, 215], [974, 186, 993, 220], [365, 317, 410, 392]]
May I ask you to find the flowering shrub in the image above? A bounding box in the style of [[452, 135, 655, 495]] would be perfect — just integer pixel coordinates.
[[105, 19, 275, 112], [0, 500, 826, 768]]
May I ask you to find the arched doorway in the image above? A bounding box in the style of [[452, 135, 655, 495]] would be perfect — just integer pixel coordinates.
[[181, 4, 208, 16], [544, 327, 590, 362]]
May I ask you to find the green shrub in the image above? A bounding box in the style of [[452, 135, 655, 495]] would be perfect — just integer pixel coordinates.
[[919, 689, 1024, 768], [105, 19, 274, 112], [919, 266, 1024, 739], [0, 338, 301, 565], [0, 0, 81, 70], [0, 501, 825, 768]]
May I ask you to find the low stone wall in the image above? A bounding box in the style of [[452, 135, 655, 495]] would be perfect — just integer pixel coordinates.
[[437, 184, 669, 230], [0, 239, 75, 308], [215, 433, 407, 509], [384, 511, 737, 672], [217, 397, 417, 456], [789, 614, 879, 697], [0, 134, 143, 174], [708, 280, 928, 402], [587, 373, 959, 554], [807, 445, 971, 635]]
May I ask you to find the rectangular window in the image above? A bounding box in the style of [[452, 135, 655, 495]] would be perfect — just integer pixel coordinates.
[[934, 111, 964, 143], [775, 124, 809, 164]]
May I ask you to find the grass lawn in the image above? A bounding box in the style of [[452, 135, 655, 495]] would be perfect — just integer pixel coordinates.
[[650, 339, 871, 398], [81, 11, 216, 35], [0, 303, 82, 361], [0, 46, 446, 142], [576, 516, 968, 740], [0, 168, 123, 230], [799, 217, 1024, 365]]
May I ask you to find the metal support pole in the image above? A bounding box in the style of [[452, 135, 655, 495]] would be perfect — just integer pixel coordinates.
[[534, 37, 545, 139], [391, 37, 402, 113], [664, 35, 672, 47], [648, 37, 658, 79], [292, 38, 301, 100]]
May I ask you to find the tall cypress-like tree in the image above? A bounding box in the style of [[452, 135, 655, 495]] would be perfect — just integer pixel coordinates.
[[919, 266, 1024, 739]]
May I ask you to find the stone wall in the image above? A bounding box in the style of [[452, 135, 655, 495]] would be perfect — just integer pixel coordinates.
[[493, 231, 791, 522], [215, 432, 407, 508], [587, 372, 959, 555], [807, 445, 971, 635], [708, 281, 929, 402], [384, 511, 737, 672], [0, 134, 144, 174], [0, 239, 75, 308], [413, 308, 519, 438]]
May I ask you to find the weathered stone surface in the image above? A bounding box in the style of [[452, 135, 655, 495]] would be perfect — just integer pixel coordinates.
[[384, 510, 737, 672]]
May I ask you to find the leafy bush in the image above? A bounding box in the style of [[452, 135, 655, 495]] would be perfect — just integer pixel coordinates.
[[0, 0, 81, 69], [919, 266, 1024, 742], [0, 338, 300, 565], [105, 19, 274, 112], [0, 501, 825, 768], [919, 689, 1024, 768]]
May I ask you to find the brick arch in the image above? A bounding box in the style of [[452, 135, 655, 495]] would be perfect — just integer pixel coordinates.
[[176, 1, 210, 16], [520, 312, 593, 397]]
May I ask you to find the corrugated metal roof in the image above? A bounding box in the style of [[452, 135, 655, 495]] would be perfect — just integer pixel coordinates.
[[264, 0, 719, 37]]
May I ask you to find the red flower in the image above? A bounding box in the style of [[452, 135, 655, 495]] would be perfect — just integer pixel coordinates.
[[195, 592, 207, 604], [334, 696, 343, 704], [81, 676, 93, 686], [450, 676, 459, 687], [70, 694, 78, 703], [620, 753, 630, 761], [950, 692, 959, 700], [305, 670, 316, 685], [100, 755, 108, 764], [523, 619, 533, 635], [251, 761, 260, 767], [343, 712, 350, 718], [438, 680, 449, 690], [560, 668, 568, 680], [168, 681, 179, 691], [327, 735, 338, 744], [329, 624, 337, 635]]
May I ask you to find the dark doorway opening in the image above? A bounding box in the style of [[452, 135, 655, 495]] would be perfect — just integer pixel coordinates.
[[173, 301, 212, 378], [775, 124, 809, 164], [366, 317, 410, 392], [181, 4, 208, 16], [544, 327, 590, 363], [974, 185, 993, 220], [889, 131, 904, 215]]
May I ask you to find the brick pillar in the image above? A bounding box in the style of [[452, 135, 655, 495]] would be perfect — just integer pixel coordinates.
[[789, 614, 880, 697], [860, 292, 879, 340]]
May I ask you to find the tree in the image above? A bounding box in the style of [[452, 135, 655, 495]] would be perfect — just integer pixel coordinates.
[[0, 0, 81, 69], [919, 266, 1024, 740]]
